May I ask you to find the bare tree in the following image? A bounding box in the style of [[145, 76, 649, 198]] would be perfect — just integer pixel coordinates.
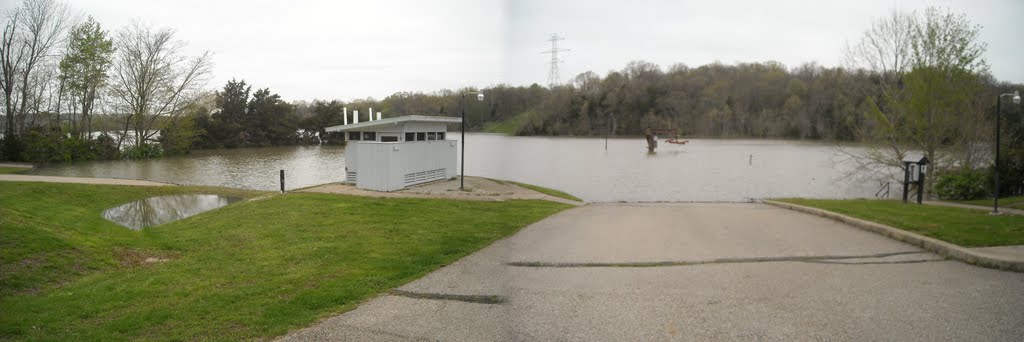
[[1, 11, 22, 140], [108, 21, 211, 150], [11, 0, 71, 134], [841, 9, 916, 179], [844, 10, 914, 80]]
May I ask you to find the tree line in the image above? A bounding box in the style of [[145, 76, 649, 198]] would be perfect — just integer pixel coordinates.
[[0, 0, 210, 162], [0, 1, 1021, 197]]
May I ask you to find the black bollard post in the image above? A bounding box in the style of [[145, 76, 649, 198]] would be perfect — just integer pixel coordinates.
[[901, 164, 909, 203], [917, 169, 925, 204], [280, 169, 285, 193]]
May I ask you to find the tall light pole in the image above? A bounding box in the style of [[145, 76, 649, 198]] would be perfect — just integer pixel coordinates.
[[993, 90, 1021, 214], [461, 91, 484, 190]]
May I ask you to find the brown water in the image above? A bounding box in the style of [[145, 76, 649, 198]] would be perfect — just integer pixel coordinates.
[[29, 135, 885, 202], [461, 134, 882, 202], [102, 194, 242, 230], [30, 145, 346, 191]]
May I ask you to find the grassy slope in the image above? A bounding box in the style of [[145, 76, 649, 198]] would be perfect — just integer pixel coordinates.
[[509, 181, 582, 202], [483, 112, 529, 134], [486, 178, 583, 202], [0, 166, 30, 174], [0, 182, 570, 340], [777, 198, 1024, 247]]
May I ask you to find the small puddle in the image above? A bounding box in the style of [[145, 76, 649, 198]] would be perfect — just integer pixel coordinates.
[[102, 194, 242, 230]]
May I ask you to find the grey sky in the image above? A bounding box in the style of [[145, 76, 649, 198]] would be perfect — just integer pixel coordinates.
[[31, 0, 1024, 101]]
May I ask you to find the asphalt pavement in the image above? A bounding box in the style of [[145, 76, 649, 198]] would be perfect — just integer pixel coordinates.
[[280, 203, 1024, 341]]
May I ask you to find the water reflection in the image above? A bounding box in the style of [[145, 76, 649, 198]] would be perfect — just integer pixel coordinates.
[[29, 145, 345, 191], [102, 194, 242, 230]]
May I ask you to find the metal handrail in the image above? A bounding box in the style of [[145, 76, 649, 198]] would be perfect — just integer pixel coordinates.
[[875, 182, 890, 199]]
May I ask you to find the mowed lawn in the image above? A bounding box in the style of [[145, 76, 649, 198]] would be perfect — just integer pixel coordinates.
[[953, 196, 1024, 210], [0, 182, 570, 340], [0, 166, 31, 174], [778, 198, 1024, 247]]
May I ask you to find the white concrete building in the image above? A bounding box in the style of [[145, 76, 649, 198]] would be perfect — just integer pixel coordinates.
[[325, 115, 461, 192]]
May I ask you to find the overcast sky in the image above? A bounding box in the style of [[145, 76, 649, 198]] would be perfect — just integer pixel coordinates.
[[25, 0, 1024, 102]]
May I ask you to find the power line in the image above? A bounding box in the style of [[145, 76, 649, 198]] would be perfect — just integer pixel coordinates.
[[541, 34, 569, 88]]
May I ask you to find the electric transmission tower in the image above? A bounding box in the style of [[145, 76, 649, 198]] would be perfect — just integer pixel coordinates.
[[542, 34, 569, 88]]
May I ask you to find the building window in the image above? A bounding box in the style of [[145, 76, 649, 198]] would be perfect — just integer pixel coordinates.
[[405, 133, 414, 141], [437, 132, 445, 140], [381, 136, 399, 142], [348, 131, 361, 141], [363, 132, 376, 141], [416, 132, 425, 141], [427, 132, 437, 141]]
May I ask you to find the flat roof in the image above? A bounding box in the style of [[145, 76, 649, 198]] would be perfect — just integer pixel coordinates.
[[324, 115, 461, 132], [901, 152, 929, 164]]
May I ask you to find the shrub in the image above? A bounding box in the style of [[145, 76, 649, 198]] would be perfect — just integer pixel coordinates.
[[124, 143, 163, 160], [0, 137, 16, 161], [95, 133, 120, 160], [935, 168, 990, 200]]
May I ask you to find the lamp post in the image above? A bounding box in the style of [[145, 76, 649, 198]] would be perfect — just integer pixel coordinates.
[[460, 91, 484, 190], [993, 90, 1021, 214]]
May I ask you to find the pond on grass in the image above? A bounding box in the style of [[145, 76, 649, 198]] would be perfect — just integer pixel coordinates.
[[102, 194, 242, 230]]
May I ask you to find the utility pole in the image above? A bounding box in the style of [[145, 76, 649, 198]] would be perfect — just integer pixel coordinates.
[[542, 34, 569, 88]]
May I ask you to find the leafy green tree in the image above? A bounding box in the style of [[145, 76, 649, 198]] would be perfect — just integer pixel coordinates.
[[159, 106, 204, 155], [246, 88, 296, 146], [217, 79, 250, 125], [207, 79, 250, 147], [301, 100, 345, 144], [58, 16, 114, 138], [848, 7, 989, 195]]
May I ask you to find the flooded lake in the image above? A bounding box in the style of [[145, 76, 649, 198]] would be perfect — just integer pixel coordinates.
[[29, 134, 884, 202], [102, 194, 242, 230], [30, 145, 347, 191]]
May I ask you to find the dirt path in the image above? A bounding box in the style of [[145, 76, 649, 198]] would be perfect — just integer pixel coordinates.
[[0, 174, 173, 186], [299, 176, 582, 205]]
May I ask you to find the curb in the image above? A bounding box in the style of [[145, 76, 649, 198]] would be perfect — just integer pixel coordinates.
[[762, 200, 1024, 273]]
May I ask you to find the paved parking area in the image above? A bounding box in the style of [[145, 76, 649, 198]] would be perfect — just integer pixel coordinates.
[[281, 203, 1024, 341]]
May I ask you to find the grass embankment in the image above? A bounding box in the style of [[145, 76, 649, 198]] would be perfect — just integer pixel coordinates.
[[777, 199, 1024, 247], [0, 182, 570, 340], [511, 181, 582, 202], [953, 196, 1024, 210], [0, 166, 30, 174], [483, 112, 529, 134], [486, 178, 583, 202]]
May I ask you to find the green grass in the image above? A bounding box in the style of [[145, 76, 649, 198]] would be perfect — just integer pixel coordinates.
[[486, 178, 582, 202], [952, 196, 1024, 209], [0, 182, 570, 340], [483, 112, 529, 134], [777, 198, 1024, 247], [510, 181, 582, 202], [0, 166, 31, 174]]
